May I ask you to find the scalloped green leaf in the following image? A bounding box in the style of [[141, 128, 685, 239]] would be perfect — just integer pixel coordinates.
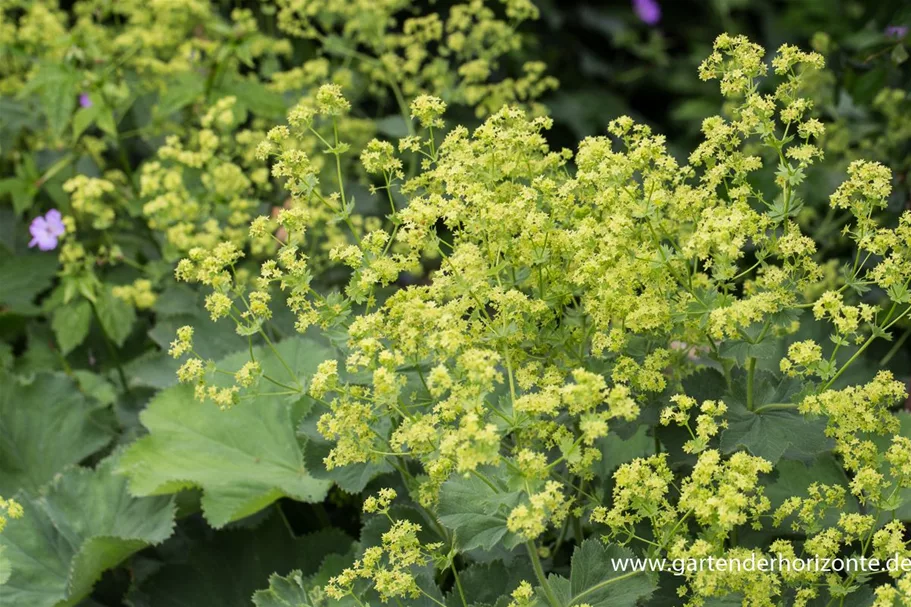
[[117, 338, 333, 527], [0, 253, 58, 314], [0, 371, 115, 495], [720, 370, 830, 463], [542, 539, 656, 607], [254, 545, 365, 607], [438, 473, 523, 553], [765, 454, 859, 530], [0, 546, 10, 585], [252, 569, 313, 607], [0, 455, 176, 607]]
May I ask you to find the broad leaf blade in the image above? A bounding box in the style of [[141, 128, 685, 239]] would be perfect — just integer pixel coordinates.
[[252, 569, 313, 607], [0, 455, 176, 607], [438, 473, 523, 552], [720, 370, 829, 463], [0, 371, 114, 495], [95, 286, 136, 347], [51, 299, 92, 355], [118, 338, 333, 527], [560, 540, 656, 607]]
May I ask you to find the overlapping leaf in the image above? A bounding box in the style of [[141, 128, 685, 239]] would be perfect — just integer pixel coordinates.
[[0, 371, 114, 495], [544, 539, 657, 607], [720, 370, 830, 463], [438, 473, 523, 553], [118, 338, 333, 527], [0, 455, 176, 607]]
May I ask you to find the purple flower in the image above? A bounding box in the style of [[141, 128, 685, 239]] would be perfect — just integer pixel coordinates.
[[79, 93, 92, 108], [28, 209, 65, 251], [633, 0, 661, 25], [885, 25, 908, 39]]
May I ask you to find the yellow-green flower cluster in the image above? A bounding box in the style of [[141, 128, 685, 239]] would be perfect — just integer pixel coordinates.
[[112, 279, 157, 310], [141, 96, 275, 259], [169, 33, 911, 606], [326, 494, 443, 603], [0, 495, 23, 533], [660, 394, 728, 454], [272, 0, 556, 117], [63, 175, 120, 231]]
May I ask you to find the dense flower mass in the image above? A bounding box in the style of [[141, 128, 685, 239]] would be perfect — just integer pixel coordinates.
[[3, 1, 911, 606], [159, 32, 911, 607]]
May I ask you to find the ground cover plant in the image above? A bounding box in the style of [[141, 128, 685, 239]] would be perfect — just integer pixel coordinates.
[[1, 1, 911, 606]]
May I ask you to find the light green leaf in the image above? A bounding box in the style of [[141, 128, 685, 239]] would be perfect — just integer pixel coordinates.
[[0, 177, 38, 215], [0, 455, 176, 607], [72, 104, 99, 140], [118, 338, 333, 527], [0, 371, 114, 495], [721, 401, 830, 464], [155, 72, 205, 117], [375, 115, 410, 138], [438, 473, 523, 553], [71, 370, 117, 407], [252, 569, 313, 607], [51, 299, 92, 354], [95, 286, 136, 347], [717, 340, 778, 365], [255, 546, 366, 607], [542, 540, 656, 607], [455, 560, 535, 606], [598, 426, 653, 478]]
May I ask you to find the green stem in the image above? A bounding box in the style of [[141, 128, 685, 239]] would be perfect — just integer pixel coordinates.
[[752, 402, 800, 415], [261, 374, 301, 393], [526, 541, 560, 607], [820, 303, 911, 393], [332, 118, 348, 209], [572, 570, 644, 604], [880, 328, 911, 366], [746, 357, 757, 411], [257, 328, 300, 388], [451, 563, 468, 607]]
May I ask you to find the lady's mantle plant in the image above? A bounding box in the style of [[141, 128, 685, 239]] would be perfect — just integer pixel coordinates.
[[164, 34, 911, 607]]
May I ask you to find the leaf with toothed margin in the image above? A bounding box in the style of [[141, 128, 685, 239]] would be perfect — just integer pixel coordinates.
[[117, 338, 333, 527], [720, 370, 830, 464], [252, 570, 314, 607], [0, 370, 115, 496], [0, 453, 176, 607], [541, 539, 657, 607], [438, 472, 524, 553]]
